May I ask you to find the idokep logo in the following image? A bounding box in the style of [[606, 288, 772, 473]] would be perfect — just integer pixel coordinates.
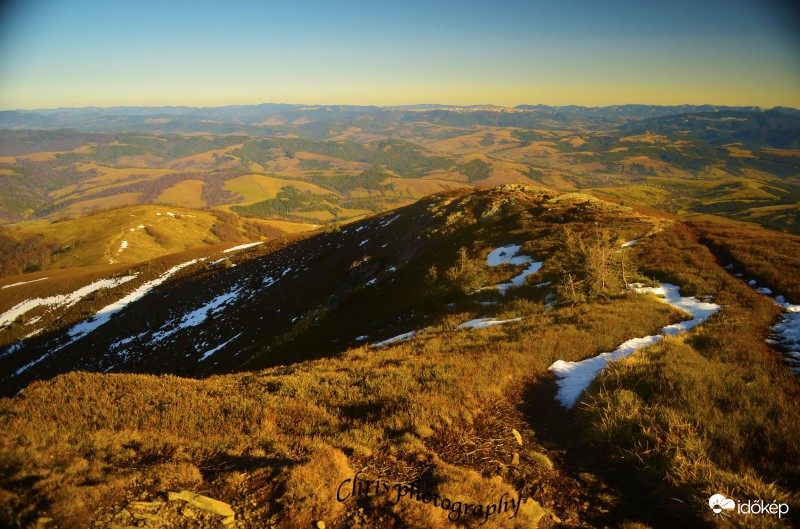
[[708, 494, 735, 518], [709, 494, 790, 519]]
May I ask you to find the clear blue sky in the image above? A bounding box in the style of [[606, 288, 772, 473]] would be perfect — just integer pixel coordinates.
[[0, 0, 798, 109]]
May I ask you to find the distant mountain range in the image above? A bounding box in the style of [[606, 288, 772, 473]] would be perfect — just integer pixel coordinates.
[[2, 103, 798, 135], [621, 109, 800, 149]]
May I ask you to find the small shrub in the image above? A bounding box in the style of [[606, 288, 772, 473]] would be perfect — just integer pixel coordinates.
[[445, 247, 488, 294]]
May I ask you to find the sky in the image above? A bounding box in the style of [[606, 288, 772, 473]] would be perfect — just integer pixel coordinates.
[[0, 0, 798, 109]]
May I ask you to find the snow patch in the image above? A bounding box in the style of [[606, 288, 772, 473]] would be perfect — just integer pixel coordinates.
[[150, 286, 242, 343], [741, 279, 800, 374], [60, 260, 199, 347], [0, 275, 137, 328], [2, 277, 48, 289], [372, 330, 421, 347], [457, 317, 523, 330], [549, 283, 720, 408], [200, 333, 242, 362], [13, 352, 50, 376], [723, 273, 800, 373], [223, 241, 264, 253], [621, 239, 639, 248], [0, 341, 24, 359], [380, 214, 399, 227], [486, 244, 543, 293]]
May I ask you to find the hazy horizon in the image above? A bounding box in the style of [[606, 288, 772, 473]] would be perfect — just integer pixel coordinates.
[[3, 101, 800, 113], [1, 0, 799, 110]]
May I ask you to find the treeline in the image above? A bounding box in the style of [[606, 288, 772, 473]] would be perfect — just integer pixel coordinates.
[[0, 227, 62, 278]]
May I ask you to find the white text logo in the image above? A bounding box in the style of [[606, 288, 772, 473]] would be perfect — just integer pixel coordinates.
[[709, 494, 790, 519]]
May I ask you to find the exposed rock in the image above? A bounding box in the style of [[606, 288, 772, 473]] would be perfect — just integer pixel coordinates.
[[167, 490, 235, 517], [511, 428, 523, 445], [315, 521, 326, 529], [128, 501, 163, 511], [511, 452, 520, 465], [518, 498, 549, 525]]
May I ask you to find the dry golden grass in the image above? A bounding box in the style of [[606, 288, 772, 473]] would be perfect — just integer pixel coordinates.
[[57, 191, 144, 218], [165, 143, 244, 170], [0, 151, 67, 163], [426, 129, 522, 156], [724, 145, 756, 158], [155, 179, 207, 208], [241, 217, 320, 234], [10, 205, 235, 269], [491, 143, 560, 162], [50, 165, 172, 201], [620, 155, 673, 172], [619, 133, 670, 144], [278, 445, 353, 528], [223, 174, 332, 205], [762, 148, 800, 158], [559, 136, 586, 148]]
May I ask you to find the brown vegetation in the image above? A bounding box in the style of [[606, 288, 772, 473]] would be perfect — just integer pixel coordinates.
[[0, 227, 62, 277]]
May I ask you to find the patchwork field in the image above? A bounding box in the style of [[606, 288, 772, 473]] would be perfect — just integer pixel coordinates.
[[0, 107, 797, 281]]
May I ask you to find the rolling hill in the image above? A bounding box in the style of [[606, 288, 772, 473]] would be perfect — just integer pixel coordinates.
[[1, 105, 797, 244]]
